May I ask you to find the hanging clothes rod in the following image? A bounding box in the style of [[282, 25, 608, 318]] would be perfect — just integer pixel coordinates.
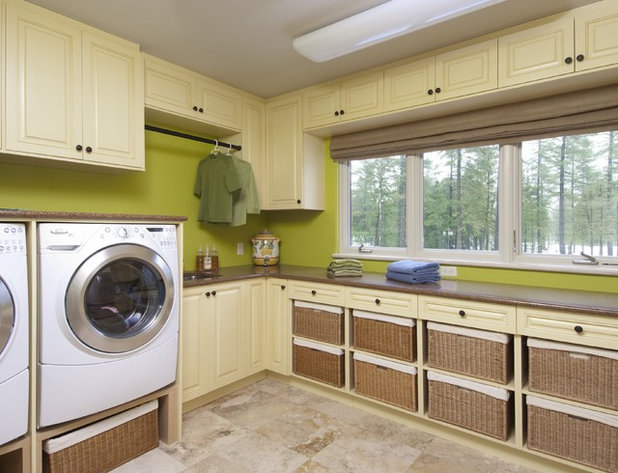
[[145, 124, 241, 151]]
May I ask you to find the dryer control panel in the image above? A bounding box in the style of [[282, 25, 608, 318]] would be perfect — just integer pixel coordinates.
[[0, 223, 26, 257]]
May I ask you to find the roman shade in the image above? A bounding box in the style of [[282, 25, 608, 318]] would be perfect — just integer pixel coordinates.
[[329, 83, 618, 161]]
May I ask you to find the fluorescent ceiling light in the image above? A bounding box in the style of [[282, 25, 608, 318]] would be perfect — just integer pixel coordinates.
[[293, 0, 506, 62]]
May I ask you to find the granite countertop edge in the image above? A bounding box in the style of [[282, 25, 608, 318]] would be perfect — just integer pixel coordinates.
[[0, 209, 188, 222], [184, 265, 618, 318]]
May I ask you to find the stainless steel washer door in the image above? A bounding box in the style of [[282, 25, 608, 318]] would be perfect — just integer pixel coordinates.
[[65, 244, 175, 353], [0, 278, 15, 356]]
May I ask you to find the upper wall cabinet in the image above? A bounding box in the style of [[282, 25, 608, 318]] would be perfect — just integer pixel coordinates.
[[385, 39, 498, 113], [499, 2, 618, 87], [4, 2, 144, 170], [144, 54, 242, 132], [266, 94, 324, 210], [303, 72, 383, 129]]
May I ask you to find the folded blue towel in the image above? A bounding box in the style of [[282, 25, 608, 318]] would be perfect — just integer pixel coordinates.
[[387, 260, 440, 274], [386, 270, 441, 284]]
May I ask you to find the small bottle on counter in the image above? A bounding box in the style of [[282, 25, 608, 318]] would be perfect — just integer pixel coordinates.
[[211, 245, 219, 273], [203, 245, 212, 271], [196, 247, 204, 272]]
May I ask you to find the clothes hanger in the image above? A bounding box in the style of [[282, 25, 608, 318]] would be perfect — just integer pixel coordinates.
[[210, 139, 219, 156], [226, 143, 233, 156]]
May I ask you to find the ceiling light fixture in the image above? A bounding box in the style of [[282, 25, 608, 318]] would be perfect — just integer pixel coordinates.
[[293, 0, 506, 62]]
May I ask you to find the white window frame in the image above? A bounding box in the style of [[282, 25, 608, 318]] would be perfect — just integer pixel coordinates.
[[337, 142, 618, 275]]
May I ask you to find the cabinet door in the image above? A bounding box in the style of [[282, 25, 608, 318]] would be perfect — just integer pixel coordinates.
[[246, 279, 266, 375], [303, 83, 340, 128], [196, 78, 242, 131], [498, 16, 574, 87], [208, 282, 246, 389], [266, 278, 291, 375], [5, 4, 82, 159], [181, 288, 208, 401], [265, 95, 303, 209], [384, 57, 435, 112], [82, 31, 144, 169], [436, 39, 498, 100], [143, 55, 196, 118], [575, 1, 618, 71], [340, 71, 384, 121]]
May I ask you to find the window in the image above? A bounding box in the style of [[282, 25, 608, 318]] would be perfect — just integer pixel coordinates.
[[339, 130, 618, 270]]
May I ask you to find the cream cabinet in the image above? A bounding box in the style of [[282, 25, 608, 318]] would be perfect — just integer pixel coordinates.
[[303, 72, 384, 129], [384, 39, 497, 112], [264, 93, 324, 210], [181, 280, 265, 402], [574, 0, 618, 72], [265, 278, 291, 375], [4, 2, 144, 170], [144, 54, 242, 131]]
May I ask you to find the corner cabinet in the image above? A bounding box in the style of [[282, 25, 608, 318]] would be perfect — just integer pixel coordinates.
[[4, 1, 144, 170], [264, 94, 324, 210]]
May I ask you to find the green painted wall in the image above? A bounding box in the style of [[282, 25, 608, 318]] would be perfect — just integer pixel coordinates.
[[1, 133, 615, 294], [0, 130, 267, 270]]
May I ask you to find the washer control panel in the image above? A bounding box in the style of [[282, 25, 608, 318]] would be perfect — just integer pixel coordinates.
[[0, 223, 26, 257]]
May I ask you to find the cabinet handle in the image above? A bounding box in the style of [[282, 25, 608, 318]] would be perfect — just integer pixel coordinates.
[[334, 111, 339, 116], [576, 54, 585, 62], [340, 109, 345, 115], [574, 325, 583, 334], [565, 56, 573, 64], [211, 290, 216, 296], [75, 144, 83, 151], [427, 89, 434, 95], [199, 108, 204, 113], [458, 309, 466, 317], [85, 146, 92, 153], [311, 290, 317, 296], [205, 291, 211, 297], [375, 298, 381, 305], [297, 199, 302, 205], [435, 87, 441, 94], [193, 105, 198, 111], [280, 285, 286, 290]]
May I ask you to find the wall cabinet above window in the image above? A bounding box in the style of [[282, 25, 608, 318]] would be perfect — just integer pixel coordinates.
[[4, 1, 144, 171], [144, 54, 242, 132]]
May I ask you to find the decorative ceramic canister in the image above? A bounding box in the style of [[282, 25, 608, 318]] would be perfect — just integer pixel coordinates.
[[251, 229, 280, 266]]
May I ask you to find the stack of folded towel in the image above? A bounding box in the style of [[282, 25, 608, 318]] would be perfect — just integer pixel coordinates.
[[327, 259, 363, 277], [386, 260, 441, 284]]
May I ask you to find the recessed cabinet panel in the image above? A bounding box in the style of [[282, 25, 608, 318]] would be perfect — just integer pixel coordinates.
[[340, 72, 383, 121], [498, 16, 574, 87], [266, 278, 291, 375], [346, 287, 417, 318], [197, 79, 242, 131], [181, 288, 207, 399], [384, 57, 435, 111], [144, 57, 195, 117], [575, 2, 618, 71], [303, 84, 339, 128], [247, 279, 266, 374], [5, 4, 82, 159]]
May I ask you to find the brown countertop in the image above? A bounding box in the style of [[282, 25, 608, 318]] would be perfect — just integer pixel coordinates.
[[184, 264, 618, 318], [0, 209, 187, 222]]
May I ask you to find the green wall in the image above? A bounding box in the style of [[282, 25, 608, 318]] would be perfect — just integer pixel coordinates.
[[0, 130, 267, 270], [1, 133, 615, 294]]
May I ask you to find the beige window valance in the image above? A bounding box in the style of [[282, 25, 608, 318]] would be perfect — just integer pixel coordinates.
[[329, 83, 618, 161]]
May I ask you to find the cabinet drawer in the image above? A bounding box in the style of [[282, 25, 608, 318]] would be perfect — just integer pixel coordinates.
[[419, 296, 516, 333], [517, 307, 618, 350], [346, 287, 417, 318], [289, 281, 345, 305]]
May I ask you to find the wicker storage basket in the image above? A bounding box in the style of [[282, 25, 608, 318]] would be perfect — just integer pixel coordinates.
[[528, 338, 617, 410], [293, 301, 344, 345], [427, 322, 512, 384], [43, 400, 158, 473], [293, 338, 344, 387], [352, 310, 416, 362], [427, 371, 512, 441], [353, 352, 417, 411], [527, 396, 618, 473]]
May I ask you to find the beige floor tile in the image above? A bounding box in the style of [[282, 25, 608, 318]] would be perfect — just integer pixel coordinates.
[[160, 408, 248, 467], [215, 432, 309, 472], [182, 453, 251, 473], [294, 459, 332, 473], [406, 437, 522, 473], [312, 428, 423, 473], [109, 448, 185, 473]]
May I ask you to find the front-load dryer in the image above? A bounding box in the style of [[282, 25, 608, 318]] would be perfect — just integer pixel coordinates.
[[0, 223, 29, 446], [37, 223, 179, 427]]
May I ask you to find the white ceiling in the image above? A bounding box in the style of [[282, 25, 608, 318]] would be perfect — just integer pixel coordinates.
[[27, 0, 598, 98]]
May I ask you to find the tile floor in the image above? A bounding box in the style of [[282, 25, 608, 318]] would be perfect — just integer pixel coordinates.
[[112, 378, 540, 473]]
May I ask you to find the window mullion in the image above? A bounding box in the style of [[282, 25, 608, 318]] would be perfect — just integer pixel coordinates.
[[408, 154, 422, 257]]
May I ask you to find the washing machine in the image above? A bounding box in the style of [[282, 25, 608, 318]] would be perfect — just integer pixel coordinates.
[[37, 223, 179, 427], [0, 223, 29, 446]]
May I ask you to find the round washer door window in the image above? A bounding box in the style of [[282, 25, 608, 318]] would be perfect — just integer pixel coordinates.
[[0, 278, 15, 356], [65, 244, 175, 353]]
